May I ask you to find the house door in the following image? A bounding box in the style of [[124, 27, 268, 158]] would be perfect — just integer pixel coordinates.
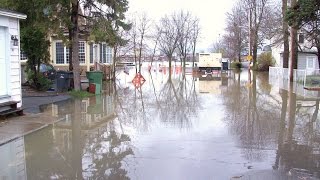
[[0, 27, 8, 96]]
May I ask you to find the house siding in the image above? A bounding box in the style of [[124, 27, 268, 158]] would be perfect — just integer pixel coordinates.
[[297, 54, 306, 69], [0, 16, 22, 107]]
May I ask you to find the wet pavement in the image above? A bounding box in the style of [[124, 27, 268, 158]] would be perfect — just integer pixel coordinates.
[[0, 66, 319, 179]]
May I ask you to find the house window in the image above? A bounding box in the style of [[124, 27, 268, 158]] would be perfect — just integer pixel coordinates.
[[20, 50, 27, 60], [306, 57, 315, 69], [106, 46, 112, 63], [55, 41, 86, 64], [99, 43, 112, 64], [90, 44, 93, 64], [56, 42, 65, 64], [79, 41, 85, 64], [298, 34, 304, 44]]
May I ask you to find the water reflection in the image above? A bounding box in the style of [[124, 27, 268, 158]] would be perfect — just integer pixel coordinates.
[[22, 85, 135, 179], [1, 68, 320, 179], [274, 84, 320, 178], [223, 70, 320, 178]]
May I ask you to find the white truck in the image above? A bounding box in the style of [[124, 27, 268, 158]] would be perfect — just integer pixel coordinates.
[[198, 53, 222, 72]]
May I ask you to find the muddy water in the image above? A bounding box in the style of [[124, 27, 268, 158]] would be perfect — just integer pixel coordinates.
[[0, 67, 320, 180]]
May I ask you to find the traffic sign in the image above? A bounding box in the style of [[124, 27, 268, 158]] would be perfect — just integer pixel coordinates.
[[132, 73, 146, 89]]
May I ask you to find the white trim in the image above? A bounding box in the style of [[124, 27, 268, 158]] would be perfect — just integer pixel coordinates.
[[0, 10, 27, 20]]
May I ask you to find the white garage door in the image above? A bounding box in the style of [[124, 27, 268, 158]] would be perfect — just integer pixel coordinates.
[[0, 27, 8, 96]]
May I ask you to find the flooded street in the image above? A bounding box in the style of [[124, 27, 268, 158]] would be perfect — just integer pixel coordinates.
[[1, 66, 320, 179]]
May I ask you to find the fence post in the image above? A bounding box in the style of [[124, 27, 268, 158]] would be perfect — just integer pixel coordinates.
[[304, 69, 307, 87]]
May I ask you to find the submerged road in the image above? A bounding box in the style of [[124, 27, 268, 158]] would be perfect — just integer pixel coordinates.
[[0, 66, 319, 179]]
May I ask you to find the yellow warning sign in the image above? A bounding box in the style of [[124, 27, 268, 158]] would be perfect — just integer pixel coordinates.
[[246, 55, 253, 61]]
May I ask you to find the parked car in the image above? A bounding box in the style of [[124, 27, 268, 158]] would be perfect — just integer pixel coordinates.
[[39, 63, 56, 80]]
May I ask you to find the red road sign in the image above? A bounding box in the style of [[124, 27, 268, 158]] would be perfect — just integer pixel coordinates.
[[132, 73, 146, 89]]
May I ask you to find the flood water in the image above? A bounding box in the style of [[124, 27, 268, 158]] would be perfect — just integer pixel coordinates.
[[1, 65, 320, 180]]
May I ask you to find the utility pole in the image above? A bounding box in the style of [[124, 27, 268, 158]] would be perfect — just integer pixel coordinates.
[[248, 8, 252, 58], [248, 6, 253, 69]]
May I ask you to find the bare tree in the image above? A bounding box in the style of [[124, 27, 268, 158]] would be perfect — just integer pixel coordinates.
[[127, 12, 152, 73], [222, 5, 248, 62], [175, 11, 199, 69], [190, 18, 200, 67], [243, 0, 270, 65], [137, 13, 151, 72], [157, 14, 180, 77]]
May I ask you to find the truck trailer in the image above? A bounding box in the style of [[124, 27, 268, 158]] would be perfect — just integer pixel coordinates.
[[198, 53, 222, 72]]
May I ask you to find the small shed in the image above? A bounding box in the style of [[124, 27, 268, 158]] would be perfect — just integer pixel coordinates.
[[0, 9, 26, 113]]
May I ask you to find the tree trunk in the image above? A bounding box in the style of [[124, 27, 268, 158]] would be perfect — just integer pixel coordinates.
[[252, 32, 258, 66], [68, 30, 73, 71], [138, 33, 144, 73], [282, 0, 289, 68], [289, 0, 298, 82], [168, 55, 172, 79], [192, 40, 196, 68], [289, 27, 298, 81], [317, 47, 320, 68], [71, 1, 81, 90], [112, 46, 117, 80]]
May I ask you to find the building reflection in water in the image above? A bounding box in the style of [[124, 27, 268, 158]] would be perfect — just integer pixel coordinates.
[[0, 137, 26, 180]]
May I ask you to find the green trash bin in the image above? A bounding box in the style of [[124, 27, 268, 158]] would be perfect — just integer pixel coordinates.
[[86, 71, 103, 93]]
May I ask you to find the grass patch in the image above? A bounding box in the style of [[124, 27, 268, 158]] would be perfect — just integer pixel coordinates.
[[69, 90, 94, 98]]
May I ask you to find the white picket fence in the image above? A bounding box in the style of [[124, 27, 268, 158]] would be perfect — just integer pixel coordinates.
[[269, 67, 307, 82], [269, 67, 320, 97]]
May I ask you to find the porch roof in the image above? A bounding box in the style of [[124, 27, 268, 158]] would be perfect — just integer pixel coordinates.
[[0, 8, 27, 19]]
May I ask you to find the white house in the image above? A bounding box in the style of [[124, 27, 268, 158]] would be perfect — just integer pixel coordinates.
[[271, 33, 318, 70], [0, 9, 26, 112]]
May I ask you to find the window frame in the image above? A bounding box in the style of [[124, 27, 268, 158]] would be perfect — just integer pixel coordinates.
[[55, 41, 86, 64], [306, 56, 316, 70]]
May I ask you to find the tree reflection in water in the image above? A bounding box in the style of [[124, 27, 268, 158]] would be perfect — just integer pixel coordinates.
[[157, 67, 200, 129], [222, 70, 280, 161], [274, 84, 320, 178], [114, 67, 201, 131], [223, 70, 320, 178]]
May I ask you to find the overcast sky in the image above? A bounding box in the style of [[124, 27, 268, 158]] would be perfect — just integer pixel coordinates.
[[127, 0, 235, 51]]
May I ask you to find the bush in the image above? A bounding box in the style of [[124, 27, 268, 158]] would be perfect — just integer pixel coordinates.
[[256, 52, 275, 71], [231, 61, 242, 69], [26, 70, 52, 91]]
